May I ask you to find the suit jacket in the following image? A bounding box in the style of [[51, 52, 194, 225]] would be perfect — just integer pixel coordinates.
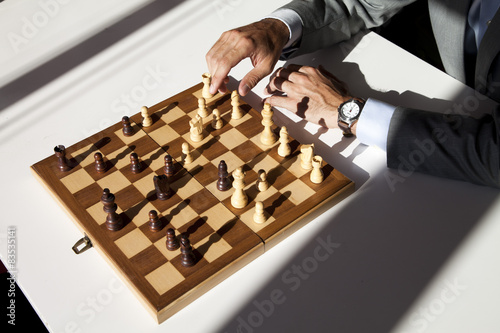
[[281, 0, 500, 187]]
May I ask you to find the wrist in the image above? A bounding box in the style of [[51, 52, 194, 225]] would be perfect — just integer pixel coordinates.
[[259, 18, 290, 50]]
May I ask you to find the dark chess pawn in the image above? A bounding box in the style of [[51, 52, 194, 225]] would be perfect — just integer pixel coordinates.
[[122, 116, 134, 136], [166, 228, 180, 251], [164, 154, 174, 178], [94, 152, 107, 173], [180, 234, 196, 267], [101, 188, 123, 231], [54, 145, 71, 172], [148, 210, 162, 232], [217, 160, 231, 191], [130, 152, 142, 174]]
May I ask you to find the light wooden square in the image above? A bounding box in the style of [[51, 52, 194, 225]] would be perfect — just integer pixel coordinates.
[[60, 168, 95, 194], [86, 201, 123, 225], [252, 154, 280, 174], [154, 239, 181, 261], [164, 204, 199, 229], [183, 150, 210, 172], [106, 146, 134, 169], [148, 125, 180, 147], [114, 125, 146, 145], [249, 132, 279, 151], [252, 185, 278, 203], [194, 234, 232, 263], [227, 112, 252, 127], [218, 128, 249, 150], [142, 149, 166, 171], [280, 179, 316, 205], [205, 180, 233, 202], [133, 174, 155, 197], [203, 203, 236, 231], [282, 155, 309, 179], [192, 89, 220, 104], [71, 143, 98, 167], [210, 151, 245, 175], [170, 173, 204, 199], [181, 130, 212, 149], [115, 228, 151, 258], [159, 105, 186, 123], [97, 171, 130, 194], [126, 202, 158, 227], [145, 262, 185, 295], [239, 204, 275, 233]]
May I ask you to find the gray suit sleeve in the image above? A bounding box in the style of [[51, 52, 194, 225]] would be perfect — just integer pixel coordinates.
[[280, 0, 416, 57], [387, 106, 500, 187]]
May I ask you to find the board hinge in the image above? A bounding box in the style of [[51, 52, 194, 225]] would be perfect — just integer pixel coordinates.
[[72, 234, 93, 254]]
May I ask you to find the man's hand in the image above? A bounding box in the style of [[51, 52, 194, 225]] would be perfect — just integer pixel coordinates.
[[264, 64, 356, 133], [206, 18, 289, 97]]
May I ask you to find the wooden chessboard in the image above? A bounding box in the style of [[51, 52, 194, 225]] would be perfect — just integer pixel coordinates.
[[30, 81, 354, 324]]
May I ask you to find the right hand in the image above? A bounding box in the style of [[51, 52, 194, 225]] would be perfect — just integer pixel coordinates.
[[206, 18, 289, 97]]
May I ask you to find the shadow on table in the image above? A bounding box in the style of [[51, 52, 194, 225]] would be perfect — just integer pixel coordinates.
[[217, 33, 499, 333], [0, 0, 186, 112]]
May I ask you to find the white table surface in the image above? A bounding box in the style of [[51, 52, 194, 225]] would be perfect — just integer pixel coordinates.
[[1, 1, 499, 332]]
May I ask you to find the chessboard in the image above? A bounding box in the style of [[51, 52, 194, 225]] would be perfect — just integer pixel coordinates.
[[30, 77, 354, 324]]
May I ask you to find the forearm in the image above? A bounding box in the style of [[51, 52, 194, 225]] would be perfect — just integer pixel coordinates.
[[387, 106, 500, 188], [279, 0, 416, 57]]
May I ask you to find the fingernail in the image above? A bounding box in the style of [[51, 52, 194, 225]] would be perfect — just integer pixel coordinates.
[[241, 84, 251, 96]]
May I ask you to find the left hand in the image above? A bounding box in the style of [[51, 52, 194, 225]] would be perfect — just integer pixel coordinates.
[[264, 64, 354, 131]]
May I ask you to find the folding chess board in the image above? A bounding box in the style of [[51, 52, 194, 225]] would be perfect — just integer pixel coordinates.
[[31, 81, 354, 323]]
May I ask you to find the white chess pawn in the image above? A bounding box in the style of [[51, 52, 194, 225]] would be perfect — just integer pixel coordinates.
[[256, 169, 269, 192], [277, 126, 291, 157], [189, 115, 203, 142], [231, 167, 248, 209], [197, 97, 210, 118], [310, 155, 324, 184], [231, 90, 243, 120], [141, 106, 153, 127], [202, 72, 214, 99], [260, 103, 277, 145], [253, 201, 267, 224], [182, 142, 193, 165], [300, 143, 315, 170], [211, 108, 223, 130]]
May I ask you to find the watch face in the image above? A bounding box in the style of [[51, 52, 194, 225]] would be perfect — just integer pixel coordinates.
[[340, 101, 360, 119]]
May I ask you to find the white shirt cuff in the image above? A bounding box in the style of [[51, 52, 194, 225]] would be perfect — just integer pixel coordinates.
[[264, 8, 303, 49], [356, 98, 396, 151]]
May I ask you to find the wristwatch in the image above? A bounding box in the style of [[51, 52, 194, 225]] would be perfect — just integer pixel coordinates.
[[337, 98, 365, 136]]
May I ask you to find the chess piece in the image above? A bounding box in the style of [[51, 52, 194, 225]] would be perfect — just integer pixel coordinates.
[[122, 116, 134, 136], [164, 154, 174, 177], [231, 167, 248, 209], [231, 90, 243, 119], [310, 155, 324, 184], [260, 103, 277, 145], [202, 72, 214, 99], [277, 126, 291, 157], [130, 152, 142, 174], [101, 188, 123, 231], [211, 108, 223, 130], [154, 175, 172, 200], [54, 145, 71, 172], [148, 210, 162, 232], [166, 228, 180, 251], [182, 142, 193, 164], [189, 115, 204, 142], [300, 143, 315, 170], [217, 160, 231, 191], [141, 106, 153, 127], [180, 234, 196, 267], [197, 97, 210, 118], [253, 201, 267, 224], [94, 152, 107, 173], [256, 169, 269, 192]]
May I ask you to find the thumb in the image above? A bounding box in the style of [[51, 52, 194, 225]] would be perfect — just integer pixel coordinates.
[[239, 62, 273, 96]]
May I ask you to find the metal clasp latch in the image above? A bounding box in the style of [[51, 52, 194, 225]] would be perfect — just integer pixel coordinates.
[[72, 234, 93, 254]]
